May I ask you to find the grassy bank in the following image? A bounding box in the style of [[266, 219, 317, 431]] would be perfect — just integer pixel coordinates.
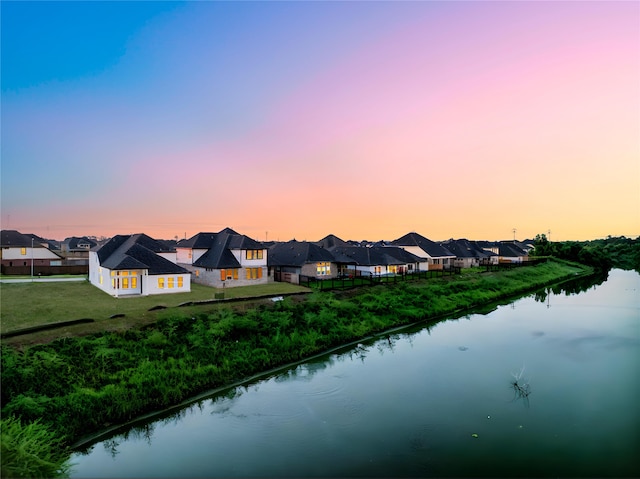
[[0, 281, 309, 343], [1, 260, 591, 477]]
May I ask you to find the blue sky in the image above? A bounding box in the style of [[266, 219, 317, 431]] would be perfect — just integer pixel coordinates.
[[2, 1, 638, 242]]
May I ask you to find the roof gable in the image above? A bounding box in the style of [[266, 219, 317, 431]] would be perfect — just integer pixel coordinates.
[[96, 234, 188, 274], [390, 232, 454, 258]]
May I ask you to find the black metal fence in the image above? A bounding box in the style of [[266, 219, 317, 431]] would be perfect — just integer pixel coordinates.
[[482, 257, 548, 272], [299, 267, 461, 291]]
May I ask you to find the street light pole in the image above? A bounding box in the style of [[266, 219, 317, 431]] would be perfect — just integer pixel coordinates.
[[31, 237, 34, 280]]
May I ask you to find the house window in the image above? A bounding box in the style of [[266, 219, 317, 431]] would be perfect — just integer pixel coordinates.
[[112, 278, 116, 289], [246, 250, 264, 260], [168, 277, 174, 288], [195, 270, 199, 277], [220, 269, 238, 280], [316, 262, 331, 275], [177, 276, 183, 288], [122, 277, 129, 289], [158, 277, 165, 289], [99, 275, 103, 284], [131, 277, 137, 289], [388, 265, 398, 274], [374, 266, 381, 274], [21, 247, 26, 255], [246, 267, 262, 280]]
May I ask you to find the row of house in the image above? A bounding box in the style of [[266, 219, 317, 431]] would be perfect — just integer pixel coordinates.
[[1, 228, 532, 297], [0, 230, 102, 270]]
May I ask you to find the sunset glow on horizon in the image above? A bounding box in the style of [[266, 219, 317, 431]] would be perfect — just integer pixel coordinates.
[[2, 1, 638, 243]]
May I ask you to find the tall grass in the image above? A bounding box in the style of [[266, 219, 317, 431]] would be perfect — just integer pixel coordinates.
[[0, 416, 71, 478]]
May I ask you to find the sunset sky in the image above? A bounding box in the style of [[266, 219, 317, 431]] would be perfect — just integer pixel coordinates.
[[2, 1, 638, 243]]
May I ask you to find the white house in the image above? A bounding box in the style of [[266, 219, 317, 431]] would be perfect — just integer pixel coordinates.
[[0, 230, 63, 268], [390, 232, 456, 270], [89, 233, 190, 297], [176, 227, 268, 287]]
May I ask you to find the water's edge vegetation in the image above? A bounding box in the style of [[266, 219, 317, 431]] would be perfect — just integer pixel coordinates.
[[1, 260, 593, 478]]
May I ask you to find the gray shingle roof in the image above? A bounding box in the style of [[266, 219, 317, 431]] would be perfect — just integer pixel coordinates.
[[95, 234, 188, 274], [268, 240, 335, 267], [190, 228, 263, 269], [1, 230, 40, 247], [390, 232, 454, 258], [330, 245, 423, 266]]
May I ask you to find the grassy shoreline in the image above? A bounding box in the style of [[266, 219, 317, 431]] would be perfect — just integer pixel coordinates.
[[1, 260, 592, 478]]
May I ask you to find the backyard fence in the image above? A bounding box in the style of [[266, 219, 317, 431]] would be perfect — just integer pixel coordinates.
[[298, 267, 461, 291]]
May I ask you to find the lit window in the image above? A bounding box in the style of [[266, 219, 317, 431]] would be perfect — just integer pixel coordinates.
[[111, 271, 115, 277], [121, 271, 129, 276], [158, 278, 165, 289], [246, 250, 264, 260], [316, 262, 331, 275], [99, 275, 103, 284], [112, 279, 116, 289], [122, 278, 129, 289], [168, 277, 174, 288], [246, 267, 262, 279], [195, 270, 199, 277], [388, 265, 398, 274], [131, 277, 137, 289], [177, 277, 183, 288], [131, 271, 137, 276], [21, 248, 26, 255]]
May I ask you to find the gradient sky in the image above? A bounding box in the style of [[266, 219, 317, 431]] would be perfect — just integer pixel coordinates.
[[2, 1, 639, 243]]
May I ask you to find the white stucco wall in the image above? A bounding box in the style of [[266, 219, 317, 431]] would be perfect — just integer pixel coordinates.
[[2, 247, 60, 260]]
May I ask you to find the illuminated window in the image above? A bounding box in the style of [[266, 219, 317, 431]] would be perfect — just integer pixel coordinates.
[[168, 277, 174, 288], [111, 271, 115, 277], [195, 270, 199, 277], [221, 269, 238, 280], [99, 275, 103, 284], [316, 262, 331, 275], [122, 277, 129, 289], [21, 248, 26, 255], [374, 266, 381, 274], [246, 250, 264, 260], [158, 277, 165, 289], [177, 276, 183, 288], [245, 267, 262, 280], [131, 271, 137, 276], [112, 278, 116, 289], [131, 277, 137, 289], [388, 265, 398, 274], [121, 271, 129, 276]]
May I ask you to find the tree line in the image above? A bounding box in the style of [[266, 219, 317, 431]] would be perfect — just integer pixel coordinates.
[[530, 235, 640, 272]]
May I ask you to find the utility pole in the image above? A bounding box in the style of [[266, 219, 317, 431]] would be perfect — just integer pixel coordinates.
[[547, 229, 552, 242], [512, 228, 517, 241], [31, 237, 34, 280]]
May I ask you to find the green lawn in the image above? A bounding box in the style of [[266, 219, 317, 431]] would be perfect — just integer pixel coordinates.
[[0, 280, 309, 336]]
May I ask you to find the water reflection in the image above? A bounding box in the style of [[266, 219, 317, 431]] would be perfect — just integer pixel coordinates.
[[533, 271, 609, 304], [70, 270, 639, 478], [74, 272, 614, 458]]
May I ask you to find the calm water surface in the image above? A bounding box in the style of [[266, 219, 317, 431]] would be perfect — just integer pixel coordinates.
[[71, 269, 640, 477]]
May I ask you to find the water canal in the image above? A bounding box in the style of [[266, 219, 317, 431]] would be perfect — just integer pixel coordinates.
[[71, 269, 640, 477]]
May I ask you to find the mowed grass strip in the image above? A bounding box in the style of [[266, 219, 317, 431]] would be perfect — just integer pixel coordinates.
[[0, 280, 310, 335]]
